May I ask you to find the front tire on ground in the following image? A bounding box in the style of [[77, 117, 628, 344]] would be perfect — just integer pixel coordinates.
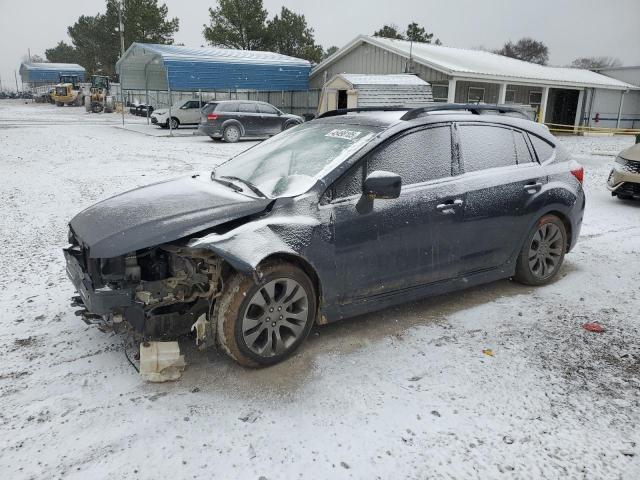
[[168, 117, 180, 129], [215, 261, 316, 367], [514, 214, 567, 286]]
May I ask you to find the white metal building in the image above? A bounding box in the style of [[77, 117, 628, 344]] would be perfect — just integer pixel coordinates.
[[310, 36, 638, 128], [317, 73, 433, 114]]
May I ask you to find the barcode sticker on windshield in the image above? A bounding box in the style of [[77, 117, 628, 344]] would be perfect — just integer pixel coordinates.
[[325, 129, 363, 141]]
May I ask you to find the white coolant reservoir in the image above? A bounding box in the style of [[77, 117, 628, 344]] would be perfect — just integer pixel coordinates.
[[139, 341, 186, 382]]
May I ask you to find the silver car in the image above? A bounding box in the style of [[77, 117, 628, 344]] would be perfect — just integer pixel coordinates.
[[607, 143, 640, 200]]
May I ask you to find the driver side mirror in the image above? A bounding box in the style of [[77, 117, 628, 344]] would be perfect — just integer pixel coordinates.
[[363, 171, 402, 199]]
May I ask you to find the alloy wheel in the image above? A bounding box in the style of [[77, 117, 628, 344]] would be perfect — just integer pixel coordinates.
[[241, 278, 310, 357], [528, 223, 563, 279], [225, 126, 240, 142]]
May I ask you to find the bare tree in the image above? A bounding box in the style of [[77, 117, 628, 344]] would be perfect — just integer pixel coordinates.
[[570, 56, 622, 69], [494, 38, 549, 65]]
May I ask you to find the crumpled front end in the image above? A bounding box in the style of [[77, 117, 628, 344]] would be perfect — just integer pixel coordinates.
[[65, 227, 224, 346]]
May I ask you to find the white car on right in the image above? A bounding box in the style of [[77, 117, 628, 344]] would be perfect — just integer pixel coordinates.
[[151, 99, 203, 129]]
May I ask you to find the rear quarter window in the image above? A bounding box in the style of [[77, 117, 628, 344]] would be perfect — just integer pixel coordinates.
[[513, 130, 534, 163], [202, 103, 217, 114], [529, 134, 555, 163], [216, 103, 238, 113]]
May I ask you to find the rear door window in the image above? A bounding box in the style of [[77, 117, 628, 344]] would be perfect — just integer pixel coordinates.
[[528, 134, 555, 163], [458, 124, 517, 172], [239, 103, 258, 113], [366, 126, 453, 185]]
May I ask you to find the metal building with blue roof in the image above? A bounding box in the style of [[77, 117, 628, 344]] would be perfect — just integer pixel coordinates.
[[116, 43, 311, 92], [19, 62, 86, 86]]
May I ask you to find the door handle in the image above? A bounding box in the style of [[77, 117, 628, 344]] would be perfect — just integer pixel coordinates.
[[524, 182, 543, 193], [436, 199, 464, 212]]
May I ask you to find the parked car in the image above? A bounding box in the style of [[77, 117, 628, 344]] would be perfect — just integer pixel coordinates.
[[135, 104, 154, 117], [607, 142, 640, 200], [151, 99, 203, 129], [64, 104, 584, 367], [198, 100, 303, 142]]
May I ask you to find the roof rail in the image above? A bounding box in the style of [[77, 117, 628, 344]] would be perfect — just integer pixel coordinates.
[[317, 103, 532, 121], [399, 103, 530, 120], [317, 106, 411, 119]]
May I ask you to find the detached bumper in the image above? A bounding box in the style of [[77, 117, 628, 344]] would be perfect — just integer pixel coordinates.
[[63, 247, 133, 315]]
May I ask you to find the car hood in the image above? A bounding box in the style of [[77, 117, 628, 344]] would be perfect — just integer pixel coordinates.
[[152, 109, 167, 115], [620, 143, 640, 162], [70, 175, 272, 258]]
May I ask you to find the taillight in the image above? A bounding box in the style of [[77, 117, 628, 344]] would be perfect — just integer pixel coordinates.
[[207, 113, 219, 121], [570, 163, 584, 184]]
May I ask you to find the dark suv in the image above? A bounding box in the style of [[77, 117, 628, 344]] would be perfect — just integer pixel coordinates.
[[198, 100, 303, 142], [65, 104, 585, 367]]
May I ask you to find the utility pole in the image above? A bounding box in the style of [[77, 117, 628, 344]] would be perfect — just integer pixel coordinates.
[[28, 48, 31, 62], [118, 1, 125, 58], [14, 70, 19, 92]]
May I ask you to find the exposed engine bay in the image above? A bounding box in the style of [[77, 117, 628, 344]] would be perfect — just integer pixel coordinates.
[[65, 231, 227, 347]]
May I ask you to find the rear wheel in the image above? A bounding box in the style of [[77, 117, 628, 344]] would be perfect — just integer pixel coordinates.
[[514, 214, 567, 286], [223, 124, 241, 143], [215, 261, 316, 367], [55, 102, 63, 107]]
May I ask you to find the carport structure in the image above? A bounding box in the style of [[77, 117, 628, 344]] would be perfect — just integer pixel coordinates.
[[19, 62, 86, 89], [115, 43, 313, 130]]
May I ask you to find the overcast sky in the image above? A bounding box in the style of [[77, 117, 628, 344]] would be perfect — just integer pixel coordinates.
[[1, 0, 639, 89]]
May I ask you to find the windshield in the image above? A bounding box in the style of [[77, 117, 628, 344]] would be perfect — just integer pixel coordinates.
[[213, 123, 380, 198]]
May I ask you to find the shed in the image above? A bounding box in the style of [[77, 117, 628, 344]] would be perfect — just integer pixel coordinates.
[[311, 36, 638, 127], [19, 62, 86, 86], [116, 43, 311, 93], [317, 73, 433, 114]]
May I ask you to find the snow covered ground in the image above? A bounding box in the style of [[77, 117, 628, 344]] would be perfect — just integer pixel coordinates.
[[1, 100, 639, 479]]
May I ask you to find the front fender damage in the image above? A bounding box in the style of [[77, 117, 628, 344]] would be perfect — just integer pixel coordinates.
[[187, 215, 320, 277]]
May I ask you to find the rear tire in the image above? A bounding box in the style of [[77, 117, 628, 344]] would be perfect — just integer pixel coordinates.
[[514, 214, 567, 286], [55, 102, 63, 107], [215, 261, 316, 367], [223, 124, 241, 143]]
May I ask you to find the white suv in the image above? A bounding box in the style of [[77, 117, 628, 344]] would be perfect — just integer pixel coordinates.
[[151, 99, 203, 129]]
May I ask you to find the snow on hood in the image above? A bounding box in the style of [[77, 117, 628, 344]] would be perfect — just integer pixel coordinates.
[[69, 174, 272, 258]]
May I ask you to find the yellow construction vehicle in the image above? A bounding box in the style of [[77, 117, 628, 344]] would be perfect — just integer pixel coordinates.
[[51, 75, 85, 107], [85, 75, 114, 113]]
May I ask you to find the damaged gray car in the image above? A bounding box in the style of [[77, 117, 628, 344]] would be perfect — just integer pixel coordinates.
[[64, 105, 585, 367]]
